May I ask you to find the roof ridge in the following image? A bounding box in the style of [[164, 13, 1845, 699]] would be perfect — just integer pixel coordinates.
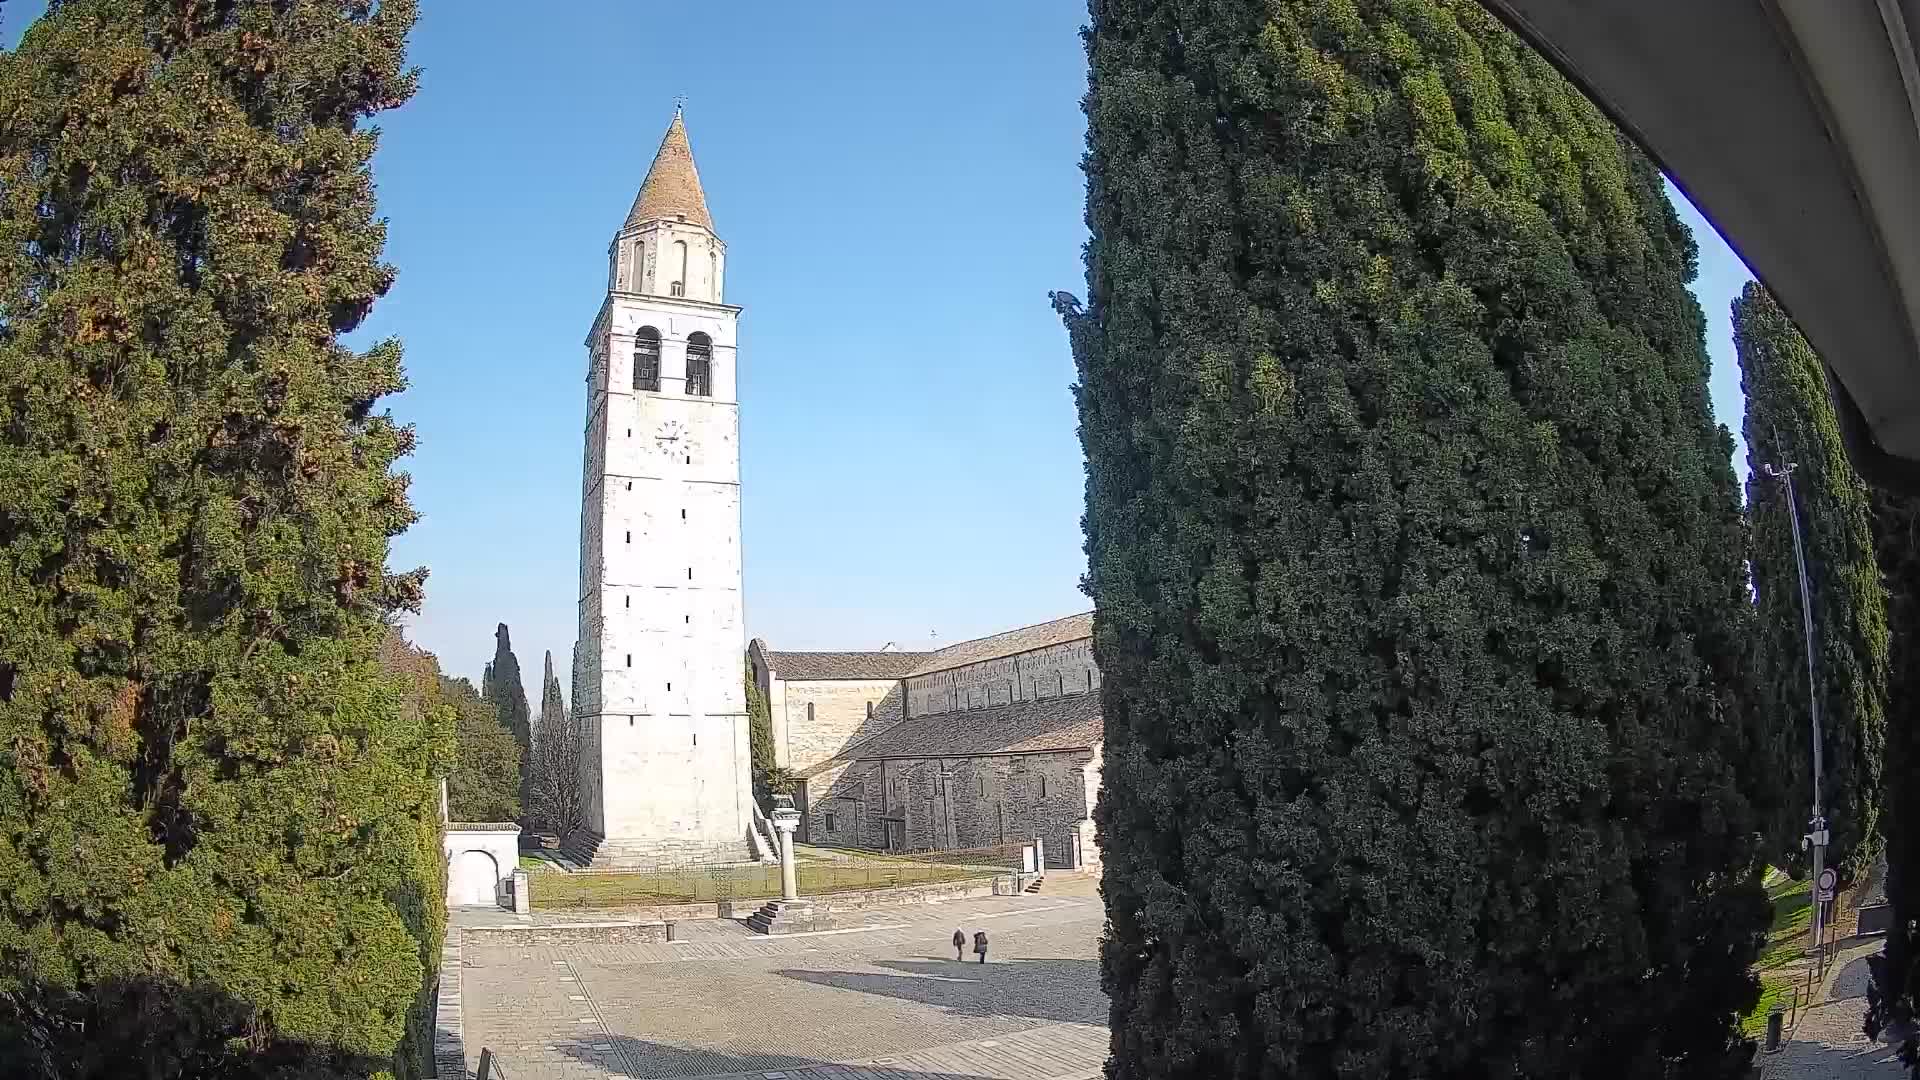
[[925, 611, 1094, 654]]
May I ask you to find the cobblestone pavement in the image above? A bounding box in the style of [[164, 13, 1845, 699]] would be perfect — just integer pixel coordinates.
[[1760, 938, 1906, 1080], [460, 891, 1108, 1079]]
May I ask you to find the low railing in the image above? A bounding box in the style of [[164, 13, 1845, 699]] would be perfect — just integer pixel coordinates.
[[527, 844, 1024, 912]]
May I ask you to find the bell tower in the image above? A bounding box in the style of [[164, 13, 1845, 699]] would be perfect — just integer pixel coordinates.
[[568, 109, 755, 867]]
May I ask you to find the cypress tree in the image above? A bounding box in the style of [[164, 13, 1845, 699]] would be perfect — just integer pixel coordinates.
[[747, 659, 775, 805], [1065, 1, 1767, 1075], [482, 622, 531, 816], [526, 650, 579, 833], [1868, 494, 1920, 1067], [1735, 282, 1887, 882], [0, 2, 443, 1075]]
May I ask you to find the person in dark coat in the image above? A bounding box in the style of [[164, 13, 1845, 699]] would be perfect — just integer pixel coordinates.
[[952, 929, 966, 961], [974, 929, 989, 964]]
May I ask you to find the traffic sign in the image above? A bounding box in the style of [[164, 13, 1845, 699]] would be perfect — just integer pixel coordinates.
[[1817, 867, 1838, 902]]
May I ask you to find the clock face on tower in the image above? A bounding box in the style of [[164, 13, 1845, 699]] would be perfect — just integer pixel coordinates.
[[654, 420, 699, 462]]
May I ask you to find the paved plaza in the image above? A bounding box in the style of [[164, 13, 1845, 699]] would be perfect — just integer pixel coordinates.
[[457, 884, 1109, 1079]]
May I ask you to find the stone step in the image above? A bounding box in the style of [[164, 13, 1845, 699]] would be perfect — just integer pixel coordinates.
[[745, 899, 839, 935]]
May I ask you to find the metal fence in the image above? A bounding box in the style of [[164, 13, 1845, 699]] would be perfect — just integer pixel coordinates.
[[527, 843, 1027, 912]]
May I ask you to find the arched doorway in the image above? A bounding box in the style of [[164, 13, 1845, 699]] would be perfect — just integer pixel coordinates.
[[448, 849, 500, 908]]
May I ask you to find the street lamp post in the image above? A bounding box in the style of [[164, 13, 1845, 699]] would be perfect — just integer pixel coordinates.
[[1761, 458, 1831, 966]]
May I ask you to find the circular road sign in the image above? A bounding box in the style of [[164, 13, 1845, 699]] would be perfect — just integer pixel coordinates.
[[1819, 868, 1838, 892]]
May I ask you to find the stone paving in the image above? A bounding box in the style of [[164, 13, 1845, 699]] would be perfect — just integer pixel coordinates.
[[1759, 937, 1907, 1080], [457, 887, 1108, 1079]]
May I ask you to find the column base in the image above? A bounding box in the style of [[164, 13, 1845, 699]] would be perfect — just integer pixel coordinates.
[[745, 898, 838, 935]]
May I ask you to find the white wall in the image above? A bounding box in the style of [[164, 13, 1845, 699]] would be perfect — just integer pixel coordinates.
[[443, 826, 519, 909], [575, 230, 750, 851]]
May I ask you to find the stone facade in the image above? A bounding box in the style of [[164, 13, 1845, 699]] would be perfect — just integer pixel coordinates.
[[571, 111, 754, 867], [905, 634, 1099, 717], [811, 750, 1099, 869], [757, 614, 1104, 871]]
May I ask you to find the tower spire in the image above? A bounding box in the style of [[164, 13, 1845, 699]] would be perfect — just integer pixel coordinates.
[[625, 108, 712, 232]]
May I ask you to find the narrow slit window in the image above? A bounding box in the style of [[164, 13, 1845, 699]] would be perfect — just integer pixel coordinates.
[[625, 655, 631, 667], [625, 531, 631, 543], [1039, 776, 1048, 798], [624, 595, 630, 608], [825, 812, 836, 833]]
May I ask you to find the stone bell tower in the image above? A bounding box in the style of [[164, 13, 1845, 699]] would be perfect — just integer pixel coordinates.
[[565, 109, 757, 867]]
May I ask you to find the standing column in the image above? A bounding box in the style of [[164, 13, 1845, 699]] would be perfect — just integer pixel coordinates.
[[773, 797, 800, 902]]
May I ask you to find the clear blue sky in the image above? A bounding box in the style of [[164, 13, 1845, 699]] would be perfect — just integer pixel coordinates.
[[4, 2, 1758, 707]]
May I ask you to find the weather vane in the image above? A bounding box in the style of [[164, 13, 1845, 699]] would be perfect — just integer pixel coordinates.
[[674, 93, 688, 113]]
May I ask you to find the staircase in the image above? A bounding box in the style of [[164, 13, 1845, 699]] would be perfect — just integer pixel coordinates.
[[1023, 874, 1045, 894], [745, 898, 837, 935]]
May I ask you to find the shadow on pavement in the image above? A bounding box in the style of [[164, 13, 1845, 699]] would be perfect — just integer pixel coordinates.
[[550, 1035, 1064, 1079], [775, 956, 1103, 1025], [1833, 953, 1875, 1002]]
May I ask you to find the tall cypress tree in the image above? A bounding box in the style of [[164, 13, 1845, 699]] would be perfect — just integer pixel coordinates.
[[0, 2, 443, 1076], [1065, 1, 1767, 1075], [1735, 282, 1887, 883], [1868, 494, 1920, 1069], [482, 622, 531, 816]]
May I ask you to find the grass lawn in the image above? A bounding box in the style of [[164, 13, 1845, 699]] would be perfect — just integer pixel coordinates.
[[518, 853, 550, 871], [1740, 871, 1814, 1037], [531, 858, 990, 910]]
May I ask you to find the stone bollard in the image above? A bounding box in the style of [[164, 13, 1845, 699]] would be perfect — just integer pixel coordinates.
[[511, 869, 530, 914], [1764, 1008, 1785, 1053]]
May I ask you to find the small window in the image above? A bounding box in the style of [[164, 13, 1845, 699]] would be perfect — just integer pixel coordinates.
[[681, 508, 686, 519], [626, 481, 632, 490], [825, 811, 837, 833], [625, 655, 631, 667], [1039, 776, 1048, 798], [624, 596, 630, 608], [634, 327, 662, 391], [667, 682, 672, 691], [625, 531, 631, 543], [979, 776, 986, 797], [807, 702, 815, 724], [687, 567, 692, 580], [686, 333, 713, 397], [671, 280, 685, 297], [866, 701, 875, 720]]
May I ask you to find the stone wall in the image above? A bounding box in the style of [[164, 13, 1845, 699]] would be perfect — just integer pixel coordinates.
[[809, 749, 1100, 868], [775, 679, 905, 772], [905, 638, 1100, 718]]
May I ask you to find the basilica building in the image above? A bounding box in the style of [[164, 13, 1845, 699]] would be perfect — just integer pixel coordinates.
[[750, 612, 1103, 871]]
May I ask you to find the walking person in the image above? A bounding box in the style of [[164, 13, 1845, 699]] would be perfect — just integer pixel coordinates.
[[953, 929, 966, 962], [974, 929, 989, 964]]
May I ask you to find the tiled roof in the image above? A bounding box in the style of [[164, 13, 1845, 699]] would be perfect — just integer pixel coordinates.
[[839, 692, 1101, 761], [764, 651, 928, 681], [909, 612, 1093, 676], [625, 109, 713, 231]]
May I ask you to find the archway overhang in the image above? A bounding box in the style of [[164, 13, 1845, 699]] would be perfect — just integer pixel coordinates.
[[1477, 0, 1920, 490]]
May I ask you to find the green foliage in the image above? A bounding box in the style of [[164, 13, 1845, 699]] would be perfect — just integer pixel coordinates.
[[1865, 493, 1920, 1066], [525, 649, 579, 834], [747, 659, 775, 805], [1066, 1, 1767, 1075], [481, 623, 531, 816], [441, 674, 520, 824], [0, 1, 437, 1075], [1735, 282, 1887, 882]]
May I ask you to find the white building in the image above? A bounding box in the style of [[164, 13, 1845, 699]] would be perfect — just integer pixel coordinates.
[[563, 111, 760, 868]]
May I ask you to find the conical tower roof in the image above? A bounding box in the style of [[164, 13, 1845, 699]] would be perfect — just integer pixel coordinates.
[[624, 109, 713, 232]]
